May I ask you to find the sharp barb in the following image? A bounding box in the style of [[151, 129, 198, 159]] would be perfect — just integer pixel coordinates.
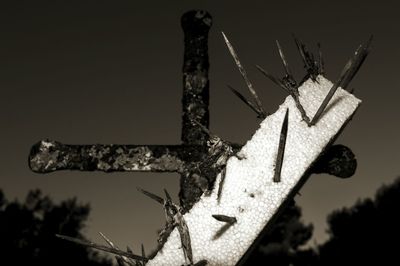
[[293, 35, 308, 67], [99, 232, 137, 266], [99, 232, 116, 248], [273, 108, 289, 182], [212, 214, 237, 224], [141, 244, 146, 259], [276, 40, 293, 77], [255, 65, 289, 93], [228, 85, 264, 118], [293, 34, 318, 80], [56, 234, 148, 262], [341, 35, 373, 90], [176, 215, 193, 265], [137, 187, 164, 205], [222, 32, 267, 117], [309, 44, 362, 125], [217, 167, 227, 202], [317, 42, 325, 75], [163, 189, 173, 204], [192, 119, 212, 137]]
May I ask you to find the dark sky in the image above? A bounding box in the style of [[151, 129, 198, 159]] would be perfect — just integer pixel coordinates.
[[1, 0, 399, 253]]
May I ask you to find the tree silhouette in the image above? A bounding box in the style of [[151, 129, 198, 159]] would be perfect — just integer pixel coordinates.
[[0, 189, 111, 266], [316, 177, 400, 265], [244, 200, 317, 266]]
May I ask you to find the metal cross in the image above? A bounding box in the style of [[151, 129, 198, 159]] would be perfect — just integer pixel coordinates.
[[28, 10, 357, 212]]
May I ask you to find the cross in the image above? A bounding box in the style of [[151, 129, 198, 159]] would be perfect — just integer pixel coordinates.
[[28, 10, 357, 212]]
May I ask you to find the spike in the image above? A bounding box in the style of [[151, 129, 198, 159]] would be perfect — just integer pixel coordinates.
[[141, 244, 146, 259], [99, 232, 116, 248], [222, 32, 267, 117], [317, 42, 325, 75], [293, 35, 308, 67], [341, 35, 372, 90], [255, 65, 289, 93], [212, 214, 237, 225], [137, 187, 164, 205], [228, 85, 265, 118], [56, 234, 148, 262], [163, 189, 173, 203], [176, 215, 193, 265], [310, 42, 371, 126], [273, 108, 289, 182], [293, 35, 319, 80], [217, 167, 227, 201], [276, 40, 293, 78], [191, 119, 213, 138], [99, 232, 137, 266]]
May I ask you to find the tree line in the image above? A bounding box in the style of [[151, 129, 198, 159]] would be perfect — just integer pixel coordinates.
[[1, 177, 399, 265]]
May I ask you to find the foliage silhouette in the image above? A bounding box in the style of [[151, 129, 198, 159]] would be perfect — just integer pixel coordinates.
[[244, 200, 316, 266], [3, 176, 399, 265], [0, 189, 112, 266], [316, 177, 400, 265]]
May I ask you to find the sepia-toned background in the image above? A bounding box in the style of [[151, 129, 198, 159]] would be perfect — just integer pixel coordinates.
[[1, 0, 399, 252]]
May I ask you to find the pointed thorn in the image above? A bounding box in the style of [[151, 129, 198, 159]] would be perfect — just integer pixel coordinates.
[[293, 34, 308, 66], [317, 42, 325, 75], [163, 189, 173, 204], [176, 216, 193, 265], [137, 187, 164, 205], [256, 65, 289, 93], [276, 40, 293, 77], [212, 214, 237, 224], [293, 34, 319, 79], [228, 85, 264, 118], [217, 167, 227, 201], [141, 243, 146, 259], [192, 119, 212, 136], [222, 32, 267, 117], [56, 234, 148, 262], [273, 108, 289, 182], [309, 43, 363, 125], [341, 35, 373, 90], [99, 232, 115, 248]]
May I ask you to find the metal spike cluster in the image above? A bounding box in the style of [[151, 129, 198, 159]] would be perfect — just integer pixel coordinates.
[[293, 35, 322, 81], [310, 36, 372, 125], [56, 234, 148, 264], [137, 188, 194, 265], [253, 35, 371, 126]]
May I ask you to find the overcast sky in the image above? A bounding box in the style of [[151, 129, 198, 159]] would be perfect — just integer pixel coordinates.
[[1, 0, 399, 254]]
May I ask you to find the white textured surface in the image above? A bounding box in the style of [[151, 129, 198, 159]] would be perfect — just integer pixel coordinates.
[[147, 76, 361, 266]]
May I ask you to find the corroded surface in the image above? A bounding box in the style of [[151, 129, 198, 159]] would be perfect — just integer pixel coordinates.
[[29, 140, 185, 173]]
